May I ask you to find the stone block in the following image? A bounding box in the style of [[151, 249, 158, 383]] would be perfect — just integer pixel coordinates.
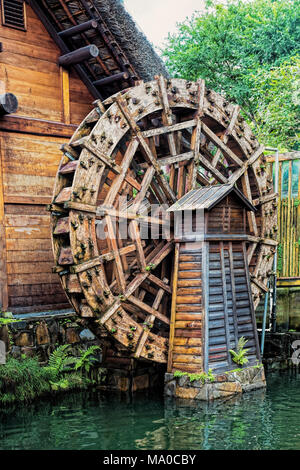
[[10, 321, 27, 331], [65, 327, 80, 344], [15, 331, 33, 347], [164, 380, 176, 397], [175, 386, 199, 400], [164, 373, 174, 383], [178, 375, 189, 387], [10, 345, 21, 358], [79, 329, 96, 341], [20, 346, 35, 357], [208, 381, 242, 400], [37, 345, 51, 363], [36, 322, 50, 345], [0, 326, 10, 351], [196, 385, 209, 401], [47, 320, 59, 344], [216, 374, 227, 383], [241, 382, 266, 393], [117, 376, 130, 392]]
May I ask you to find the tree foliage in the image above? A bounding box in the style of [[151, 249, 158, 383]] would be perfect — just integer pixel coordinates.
[[163, 0, 300, 150], [252, 56, 300, 150]]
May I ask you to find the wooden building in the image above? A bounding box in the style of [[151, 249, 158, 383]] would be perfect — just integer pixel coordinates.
[[0, 0, 167, 314], [167, 185, 261, 373]]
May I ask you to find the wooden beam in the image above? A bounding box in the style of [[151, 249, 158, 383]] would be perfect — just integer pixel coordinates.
[[93, 72, 129, 87], [201, 122, 243, 167], [135, 279, 168, 358], [127, 295, 170, 325], [58, 45, 99, 67], [58, 19, 98, 38], [142, 120, 196, 139], [0, 115, 77, 138], [212, 105, 240, 167], [115, 96, 177, 204]]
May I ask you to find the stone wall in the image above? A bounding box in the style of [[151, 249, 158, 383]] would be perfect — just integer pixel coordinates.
[[164, 366, 266, 401], [0, 311, 165, 393], [0, 312, 101, 363]]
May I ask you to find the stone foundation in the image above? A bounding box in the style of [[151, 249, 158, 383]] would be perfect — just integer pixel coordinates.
[[164, 366, 266, 401], [0, 311, 101, 363], [0, 310, 164, 393]]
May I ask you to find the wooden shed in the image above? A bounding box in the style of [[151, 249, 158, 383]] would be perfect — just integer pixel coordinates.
[[0, 0, 168, 314], [167, 185, 261, 373]]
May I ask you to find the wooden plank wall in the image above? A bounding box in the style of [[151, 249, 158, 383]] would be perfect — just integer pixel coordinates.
[[169, 241, 203, 373], [0, 4, 94, 312]]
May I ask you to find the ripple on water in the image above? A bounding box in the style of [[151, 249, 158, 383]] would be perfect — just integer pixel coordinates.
[[0, 371, 300, 450]]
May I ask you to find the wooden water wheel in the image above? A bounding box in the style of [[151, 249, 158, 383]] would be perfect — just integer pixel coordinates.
[[50, 76, 277, 364]]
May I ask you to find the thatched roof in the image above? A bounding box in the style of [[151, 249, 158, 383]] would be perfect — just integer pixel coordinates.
[[95, 0, 168, 81], [33, 0, 168, 99]]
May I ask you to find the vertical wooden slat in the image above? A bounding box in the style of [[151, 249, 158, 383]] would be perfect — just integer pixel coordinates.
[[60, 67, 70, 125], [167, 243, 179, 372], [202, 242, 209, 373], [242, 242, 261, 362], [0, 137, 8, 310], [228, 242, 239, 350], [220, 242, 231, 365]]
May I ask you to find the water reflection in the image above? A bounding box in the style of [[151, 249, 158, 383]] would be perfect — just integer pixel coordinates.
[[0, 372, 299, 450]]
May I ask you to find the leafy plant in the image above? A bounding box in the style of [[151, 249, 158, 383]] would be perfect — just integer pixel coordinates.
[[229, 336, 249, 366], [47, 344, 75, 377], [0, 318, 17, 326], [163, 0, 300, 150], [173, 369, 215, 383], [0, 344, 105, 405], [74, 345, 101, 375]]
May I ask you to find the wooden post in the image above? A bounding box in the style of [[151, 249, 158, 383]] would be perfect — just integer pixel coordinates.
[[60, 67, 70, 125]]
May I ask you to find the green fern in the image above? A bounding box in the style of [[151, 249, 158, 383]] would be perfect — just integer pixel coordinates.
[[74, 345, 101, 374], [229, 336, 249, 366], [47, 344, 74, 376]]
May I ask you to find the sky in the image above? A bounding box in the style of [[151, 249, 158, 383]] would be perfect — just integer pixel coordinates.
[[124, 0, 206, 50]]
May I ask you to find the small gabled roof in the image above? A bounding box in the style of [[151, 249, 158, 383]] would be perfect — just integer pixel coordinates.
[[167, 184, 256, 212]]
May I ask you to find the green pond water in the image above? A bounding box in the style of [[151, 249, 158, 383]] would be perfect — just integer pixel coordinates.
[[0, 371, 299, 450]]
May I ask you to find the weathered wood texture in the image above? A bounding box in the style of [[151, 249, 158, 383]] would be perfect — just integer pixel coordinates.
[[50, 76, 276, 363], [168, 188, 261, 373], [169, 242, 203, 373], [0, 3, 94, 311]]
